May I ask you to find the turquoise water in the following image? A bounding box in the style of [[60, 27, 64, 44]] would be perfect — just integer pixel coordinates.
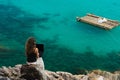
[[0, 0, 120, 74]]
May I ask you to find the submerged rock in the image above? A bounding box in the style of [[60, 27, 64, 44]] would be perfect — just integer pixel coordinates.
[[0, 46, 9, 52]]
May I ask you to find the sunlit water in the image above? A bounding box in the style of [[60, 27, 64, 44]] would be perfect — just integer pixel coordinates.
[[0, 0, 120, 74]]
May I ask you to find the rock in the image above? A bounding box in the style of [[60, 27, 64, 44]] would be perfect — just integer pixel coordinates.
[[96, 76, 104, 80], [56, 71, 73, 80], [46, 70, 60, 80], [1, 64, 120, 80], [20, 64, 47, 80], [0, 76, 10, 80], [114, 71, 120, 74], [88, 70, 120, 80], [1, 66, 11, 77]]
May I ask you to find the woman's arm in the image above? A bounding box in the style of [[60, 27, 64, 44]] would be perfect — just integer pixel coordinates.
[[35, 48, 39, 58]]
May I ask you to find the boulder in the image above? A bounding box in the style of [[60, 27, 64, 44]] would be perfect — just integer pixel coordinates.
[[20, 64, 47, 80], [1, 64, 120, 80]]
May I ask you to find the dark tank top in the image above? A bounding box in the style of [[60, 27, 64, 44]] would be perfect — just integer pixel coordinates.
[[27, 52, 37, 62]]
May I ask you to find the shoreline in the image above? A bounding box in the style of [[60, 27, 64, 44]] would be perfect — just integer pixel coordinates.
[[0, 64, 120, 80]]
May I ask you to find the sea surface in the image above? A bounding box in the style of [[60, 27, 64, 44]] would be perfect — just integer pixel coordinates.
[[0, 0, 120, 74]]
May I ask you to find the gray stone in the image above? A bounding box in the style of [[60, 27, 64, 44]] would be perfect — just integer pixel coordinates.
[[0, 76, 10, 80]]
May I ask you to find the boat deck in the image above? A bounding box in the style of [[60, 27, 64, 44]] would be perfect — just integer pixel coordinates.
[[76, 14, 119, 30]]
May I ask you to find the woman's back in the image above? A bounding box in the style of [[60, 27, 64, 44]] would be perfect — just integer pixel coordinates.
[[27, 52, 37, 62], [25, 37, 38, 63]]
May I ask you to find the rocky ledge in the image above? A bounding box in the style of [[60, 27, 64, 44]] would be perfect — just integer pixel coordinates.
[[0, 64, 120, 80]]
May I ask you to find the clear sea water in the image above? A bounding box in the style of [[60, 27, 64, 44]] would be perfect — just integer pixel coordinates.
[[0, 0, 120, 74]]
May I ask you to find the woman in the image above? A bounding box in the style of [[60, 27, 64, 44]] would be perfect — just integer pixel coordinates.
[[25, 37, 45, 70]]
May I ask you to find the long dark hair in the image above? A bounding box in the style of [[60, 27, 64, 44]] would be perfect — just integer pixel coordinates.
[[25, 37, 36, 55]]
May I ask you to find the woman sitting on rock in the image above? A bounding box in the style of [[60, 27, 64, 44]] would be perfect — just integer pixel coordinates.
[[25, 37, 45, 70]]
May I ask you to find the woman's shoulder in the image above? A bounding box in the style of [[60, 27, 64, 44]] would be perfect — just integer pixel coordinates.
[[33, 47, 38, 51], [34, 48, 39, 54]]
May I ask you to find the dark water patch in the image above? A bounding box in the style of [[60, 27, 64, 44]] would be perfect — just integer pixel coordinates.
[[112, 2, 117, 6], [0, 4, 24, 18], [53, 13, 61, 17], [0, 25, 34, 45], [43, 13, 51, 16], [39, 38, 120, 74], [0, 4, 50, 29], [40, 35, 59, 45], [0, 48, 24, 56], [0, 47, 10, 52], [103, 51, 120, 72], [16, 16, 50, 27], [107, 51, 120, 65], [0, 4, 50, 26], [0, 4, 50, 44], [112, 2, 120, 7], [43, 13, 60, 17], [37, 24, 50, 30], [0, 49, 25, 67]]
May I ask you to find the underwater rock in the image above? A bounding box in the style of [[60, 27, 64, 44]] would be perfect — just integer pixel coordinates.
[[0, 46, 9, 52]]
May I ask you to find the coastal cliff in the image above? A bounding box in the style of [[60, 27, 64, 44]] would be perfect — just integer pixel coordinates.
[[0, 64, 120, 80]]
